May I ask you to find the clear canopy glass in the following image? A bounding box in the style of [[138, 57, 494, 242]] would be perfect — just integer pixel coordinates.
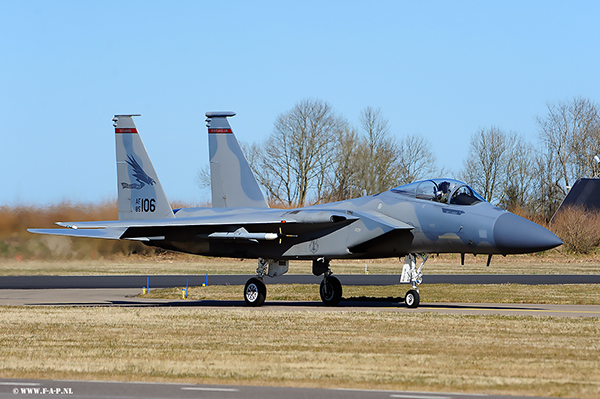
[[391, 179, 485, 205]]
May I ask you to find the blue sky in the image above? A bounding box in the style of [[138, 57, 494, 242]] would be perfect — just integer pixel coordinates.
[[1, 0, 599, 206]]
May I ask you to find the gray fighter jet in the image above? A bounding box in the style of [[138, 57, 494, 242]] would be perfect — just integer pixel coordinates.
[[29, 112, 563, 308]]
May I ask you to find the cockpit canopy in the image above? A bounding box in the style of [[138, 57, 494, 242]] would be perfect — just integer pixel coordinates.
[[391, 179, 486, 205]]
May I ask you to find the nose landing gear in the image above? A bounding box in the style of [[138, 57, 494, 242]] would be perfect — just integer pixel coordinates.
[[405, 289, 420, 308], [400, 253, 428, 308]]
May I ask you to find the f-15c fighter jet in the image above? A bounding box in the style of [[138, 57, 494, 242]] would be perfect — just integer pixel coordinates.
[[29, 112, 563, 308]]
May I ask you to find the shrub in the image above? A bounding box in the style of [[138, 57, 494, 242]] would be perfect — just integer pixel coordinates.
[[550, 206, 600, 254]]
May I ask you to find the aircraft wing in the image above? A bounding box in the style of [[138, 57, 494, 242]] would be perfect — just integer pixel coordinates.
[[27, 209, 362, 241], [28, 208, 413, 248]]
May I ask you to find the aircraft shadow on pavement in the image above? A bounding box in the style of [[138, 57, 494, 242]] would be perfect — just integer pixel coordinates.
[[29, 297, 543, 311], [106, 296, 413, 308], [30, 298, 407, 308], [111, 298, 544, 311]]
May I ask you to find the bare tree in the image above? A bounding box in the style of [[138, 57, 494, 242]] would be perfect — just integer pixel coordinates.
[[461, 126, 508, 204], [201, 103, 438, 205], [195, 164, 211, 191], [254, 99, 347, 207], [324, 107, 437, 200], [537, 97, 600, 194], [397, 134, 437, 184], [355, 107, 402, 195], [497, 134, 536, 210], [323, 127, 362, 202], [523, 142, 569, 222]]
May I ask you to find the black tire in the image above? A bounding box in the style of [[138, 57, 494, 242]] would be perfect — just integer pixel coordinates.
[[405, 289, 420, 308], [320, 276, 342, 306], [244, 277, 266, 307]]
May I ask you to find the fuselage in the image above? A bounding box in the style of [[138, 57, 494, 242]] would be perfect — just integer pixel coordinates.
[[141, 179, 562, 260]]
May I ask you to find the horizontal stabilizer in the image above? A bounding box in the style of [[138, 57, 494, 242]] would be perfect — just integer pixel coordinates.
[[27, 227, 126, 240]]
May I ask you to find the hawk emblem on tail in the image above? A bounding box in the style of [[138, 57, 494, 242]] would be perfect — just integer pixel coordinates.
[[122, 155, 156, 189]]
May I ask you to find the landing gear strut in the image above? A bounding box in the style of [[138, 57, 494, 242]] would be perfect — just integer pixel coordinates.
[[400, 253, 428, 308], [243, 257, 344, 307], [313, 258, 342, 306], [243, 258, 269, 307]]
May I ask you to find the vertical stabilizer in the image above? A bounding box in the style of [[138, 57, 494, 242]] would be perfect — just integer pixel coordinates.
[[551, 178, 600, 223], [206, 112, 268, 208], [113, 115, 175, 220]]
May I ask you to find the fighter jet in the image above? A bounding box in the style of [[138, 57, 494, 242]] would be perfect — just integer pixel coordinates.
[[550, 177, 600, 223], [29, 112, 563, 308]]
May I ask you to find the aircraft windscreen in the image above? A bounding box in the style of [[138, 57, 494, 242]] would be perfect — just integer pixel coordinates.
[[391, 179, 485, 205]]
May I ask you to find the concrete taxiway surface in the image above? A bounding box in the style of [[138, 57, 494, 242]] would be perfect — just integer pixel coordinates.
[[0, 379, 561, 399], [1, 288, 599, 317], [1, 274, 598, 317], [2, 274, 600, 289]]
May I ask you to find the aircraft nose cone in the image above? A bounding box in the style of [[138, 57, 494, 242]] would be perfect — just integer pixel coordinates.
[[493, 212, 563, 254]]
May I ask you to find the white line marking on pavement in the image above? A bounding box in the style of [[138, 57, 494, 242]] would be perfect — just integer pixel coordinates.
[[181, 387, 239, 392], [390, 395, 452, 399], [0, 382, 41, 386]]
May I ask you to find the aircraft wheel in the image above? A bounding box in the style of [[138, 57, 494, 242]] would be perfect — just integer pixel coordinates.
[[244, 277, 266, 307], [405, 289, 420, 308], [320, 276, 342, 306]]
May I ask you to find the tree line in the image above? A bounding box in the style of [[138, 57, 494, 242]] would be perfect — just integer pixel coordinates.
[[199, 97, 600, 221], [462, 97, 599, 221]]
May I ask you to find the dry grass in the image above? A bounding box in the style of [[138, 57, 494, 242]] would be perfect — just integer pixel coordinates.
[[143, 283, 600, 305], [0, 200, 155, 260], [0, 307, 598, 398], [421, 284, 600, 305], [0, 201, 118, 237], [0, 200, 206, 260]]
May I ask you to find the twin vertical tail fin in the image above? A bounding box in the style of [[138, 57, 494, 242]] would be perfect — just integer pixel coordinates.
[[114, 112, 266, 216], [113, 115, 175, 220], [206, 112, 268, 208]]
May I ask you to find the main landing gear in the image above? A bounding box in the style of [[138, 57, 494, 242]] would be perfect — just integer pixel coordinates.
[[400, 253, 428, 308], [243, 255, 428, 308], [243, 257, 343, 307], [244, 277, 266, 307], [244, 258, 281, 307], [314, 258, 342, 306]]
